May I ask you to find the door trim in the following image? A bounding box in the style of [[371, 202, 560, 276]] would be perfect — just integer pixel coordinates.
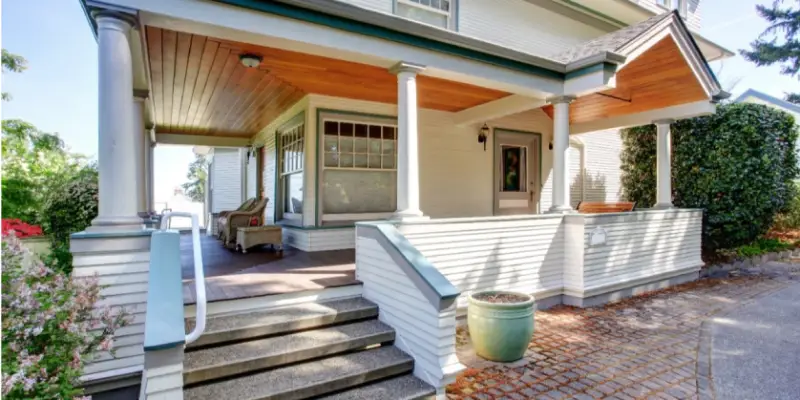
[[492, 128, 543, 216]]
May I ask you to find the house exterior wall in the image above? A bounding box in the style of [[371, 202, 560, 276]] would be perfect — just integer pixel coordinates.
[[210, 148, 244, 213], [245, 151, 258, 199], [575, 129, 625, 203]]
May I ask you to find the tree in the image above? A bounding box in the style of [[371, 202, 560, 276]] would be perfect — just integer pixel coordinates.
[[2, 49, 27, 101], [740, 0, 800, 103], [181, 154, 209, 202], [1, 120, 86, 222]]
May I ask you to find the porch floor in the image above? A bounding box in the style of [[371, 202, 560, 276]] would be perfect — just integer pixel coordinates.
[[181, 233, 357, 304]]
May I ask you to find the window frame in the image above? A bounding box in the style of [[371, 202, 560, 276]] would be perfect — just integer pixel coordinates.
[[316, 110, 399, 226], [276, 113, 306, 227], [394, 0, 458, 31]]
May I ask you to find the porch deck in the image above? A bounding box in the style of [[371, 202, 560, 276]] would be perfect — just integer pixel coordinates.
[[181, 233, 357, 304]]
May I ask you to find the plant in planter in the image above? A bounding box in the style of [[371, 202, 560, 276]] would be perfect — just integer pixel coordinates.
[[468, 291, 535, 362]]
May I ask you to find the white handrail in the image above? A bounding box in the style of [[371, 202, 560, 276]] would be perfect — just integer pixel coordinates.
[[160, 212, 206, 344]]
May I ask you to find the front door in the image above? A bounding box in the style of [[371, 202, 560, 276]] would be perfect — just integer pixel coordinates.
[[494, 129, 541, 215]]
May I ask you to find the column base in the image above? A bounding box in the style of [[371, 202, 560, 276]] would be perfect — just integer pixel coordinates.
[[651, 203, 675, 210], [546, 205, 575, 214], [88, 215, 146, 232], [391, 210, 429, 222]]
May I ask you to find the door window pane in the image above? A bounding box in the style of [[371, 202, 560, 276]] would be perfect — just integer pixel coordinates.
[[501, 145, 527, 192]]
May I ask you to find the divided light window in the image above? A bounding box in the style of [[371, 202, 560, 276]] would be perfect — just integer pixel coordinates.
[[321, 116, 398, 216], [396, 0, 454, 29], [279, 123, 304, 216]]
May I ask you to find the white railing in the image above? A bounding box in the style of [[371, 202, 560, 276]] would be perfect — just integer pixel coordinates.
[[160, 212, 206, 344]]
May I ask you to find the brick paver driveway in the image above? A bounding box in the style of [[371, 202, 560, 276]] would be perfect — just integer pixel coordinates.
[[449, 263, 800, 400]]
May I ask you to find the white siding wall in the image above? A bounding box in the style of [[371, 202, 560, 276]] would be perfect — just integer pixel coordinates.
[[356, 234, 463, 391], [246, 151, 257, 200], [634, 0, 701, 31], [569, 143, 583, 208], [579, 209, 703, 293], [71, 235, 152, 381], [282, 227, 356, 252], [459, 0, 607, 57], [336, 0, 393, 14], [211, 148, 243, 213], [575, 129, 624, 203], [400, 215, 566, 308], [307, 95, 554, 219]]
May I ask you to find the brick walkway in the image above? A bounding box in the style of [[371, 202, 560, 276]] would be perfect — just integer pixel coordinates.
[[449, 263, 800, 400]]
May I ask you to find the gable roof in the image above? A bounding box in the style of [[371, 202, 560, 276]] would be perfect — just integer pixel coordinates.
[[551, 12, 672, 64], [734, 89, 800, 114]]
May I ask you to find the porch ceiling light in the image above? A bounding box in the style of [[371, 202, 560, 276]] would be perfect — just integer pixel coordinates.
[[478, 123, 489, 151], [239, 53, 263, 68]]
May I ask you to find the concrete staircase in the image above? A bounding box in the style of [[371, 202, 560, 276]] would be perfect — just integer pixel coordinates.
[[182, 297, 435, 400]]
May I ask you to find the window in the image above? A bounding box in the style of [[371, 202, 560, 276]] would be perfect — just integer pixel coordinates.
[[396, 0, 455, 29], [500, 145, 527, 193], [279, 122, 304, 219], [321, 115, 397, 216], [656, 0, 687, 17]]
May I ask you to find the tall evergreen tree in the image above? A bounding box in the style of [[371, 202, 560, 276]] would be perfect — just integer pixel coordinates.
[[181, 154, 209, 202], [740, 0, 800, 104]]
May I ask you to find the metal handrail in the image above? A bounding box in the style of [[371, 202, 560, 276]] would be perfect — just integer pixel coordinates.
[[159, 212, 206, 344]]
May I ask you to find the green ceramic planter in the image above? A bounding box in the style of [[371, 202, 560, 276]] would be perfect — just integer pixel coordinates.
[[468, 291, 535, 362]]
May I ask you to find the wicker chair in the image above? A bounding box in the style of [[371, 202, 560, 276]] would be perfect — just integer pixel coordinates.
[[219, 197, 269, 248], [216, 198, 256, 239]]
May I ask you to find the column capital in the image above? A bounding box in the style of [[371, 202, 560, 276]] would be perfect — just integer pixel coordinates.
[[653, 118, 675, 125], [92, 9, 137, 31], [390, 61, 426, 75], [546, 95, 576, 105]]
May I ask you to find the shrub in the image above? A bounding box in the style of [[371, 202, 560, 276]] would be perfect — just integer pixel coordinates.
[[1, 234, 129, 399], [621, 103, 799, 252], [40, 166, 99, 273], [735, 237, 794, 258], [773, 183, 800, 231]]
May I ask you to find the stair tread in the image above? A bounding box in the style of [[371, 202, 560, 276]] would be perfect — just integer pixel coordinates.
[[186, 297, 377, 347], [317, 375, 436, 400], [183, 346, 413, 400], [184, 320, 394, 383]]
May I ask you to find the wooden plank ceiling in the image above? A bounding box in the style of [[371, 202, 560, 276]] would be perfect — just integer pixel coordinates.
[[145, 27, 510, 137], [541, 36, 709, 124]]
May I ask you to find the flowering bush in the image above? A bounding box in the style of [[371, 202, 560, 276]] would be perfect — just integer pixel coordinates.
[[1, 218, 43, 238], [1, 234, 130, 399]]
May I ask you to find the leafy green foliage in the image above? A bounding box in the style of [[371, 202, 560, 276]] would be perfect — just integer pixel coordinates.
[[40, 166, 99, 273], [735, 237, 794, 258], [740, 0, 800, 102], [1, 49, 26, 101], [1, 234, 129, 399], [773, 182, 800, 230], [1, 120, 86, 223], [620, 103, 799, 251], [181, 154, 209, 202]]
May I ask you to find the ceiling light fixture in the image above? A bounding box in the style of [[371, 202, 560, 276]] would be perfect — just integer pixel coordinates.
[[239, 53, 263, 68]]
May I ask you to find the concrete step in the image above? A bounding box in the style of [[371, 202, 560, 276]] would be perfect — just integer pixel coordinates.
[[186, 297, 378, 348], [183, 319, 395, 385], [183, 345, 414, 400], [317, 375, 436, 400]]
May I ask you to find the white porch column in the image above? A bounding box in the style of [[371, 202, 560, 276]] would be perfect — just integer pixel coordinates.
[[390, 61, 426, 220], [653, 119, 674, 209], [548, 96, 575, 213], [133, 95, 148, 216], [90, 11, 143, 231], [145, 132, 154, 213]]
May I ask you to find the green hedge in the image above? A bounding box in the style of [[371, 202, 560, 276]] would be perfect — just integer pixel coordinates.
[[621, 103, 798, 251]]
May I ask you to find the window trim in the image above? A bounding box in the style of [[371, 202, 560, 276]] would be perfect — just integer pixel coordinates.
[[276, 112, 306, 227], [316, 109, 399, 226], [394, 0, 458, 31]]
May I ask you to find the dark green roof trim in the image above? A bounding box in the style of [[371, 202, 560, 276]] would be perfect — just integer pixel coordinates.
[[213, 0, 564, 80], [565, 62, 617, 80], [357, 222, 460, 310]]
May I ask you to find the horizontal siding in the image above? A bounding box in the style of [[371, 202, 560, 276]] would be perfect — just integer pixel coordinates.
[[263, 131, 277, 224], [356, 236, 463, 389], [309, 228, 356, 251], [581, 210, 703, 292], [576, 129, 624, 203], [401, 215, 566, 308], [635, 0, 701, 31], [72, 243, 151, 379], [459, 0, 606, 57], [211, 148, 243, 213], [283, 228, 311, 251], [335, 0, 393, 14]]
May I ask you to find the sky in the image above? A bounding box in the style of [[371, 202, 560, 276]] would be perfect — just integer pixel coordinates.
[[1, 0, 799, 203]]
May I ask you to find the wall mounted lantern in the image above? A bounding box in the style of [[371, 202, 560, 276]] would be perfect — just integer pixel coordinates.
[[478, 123, 489, 151]]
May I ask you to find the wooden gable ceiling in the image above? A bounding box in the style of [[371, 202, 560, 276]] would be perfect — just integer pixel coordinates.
[[145, 27, 510, 137], [541, 36, 709, 125]]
